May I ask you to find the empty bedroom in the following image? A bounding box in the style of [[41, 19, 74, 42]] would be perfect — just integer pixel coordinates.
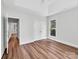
[[1, 0, 78, 59]]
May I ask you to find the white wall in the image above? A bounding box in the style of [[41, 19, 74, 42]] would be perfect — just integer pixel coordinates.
[[1, 5, 5, 57], [1, 1, 6, 56], [6, 8, 47, 45], [48, 7, 78, 47]]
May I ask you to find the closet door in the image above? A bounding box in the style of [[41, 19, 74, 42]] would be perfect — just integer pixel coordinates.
[[33, 20, 41, 40]]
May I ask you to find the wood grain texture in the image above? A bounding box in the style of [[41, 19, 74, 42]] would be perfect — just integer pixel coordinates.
[[7, 33, 19, 59], [7, 39, 77, 59]]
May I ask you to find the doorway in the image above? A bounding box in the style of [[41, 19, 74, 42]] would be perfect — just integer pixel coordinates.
[[6, 17, 19, 49]]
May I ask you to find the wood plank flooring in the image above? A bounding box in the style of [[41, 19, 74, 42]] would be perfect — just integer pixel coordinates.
[[8, 39, 77, 59]]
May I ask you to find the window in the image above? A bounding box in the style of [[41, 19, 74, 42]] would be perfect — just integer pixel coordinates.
[[50, 20, 56, 36]]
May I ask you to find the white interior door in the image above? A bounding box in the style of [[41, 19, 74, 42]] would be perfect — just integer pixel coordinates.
[[40, 21, 47, 39], [33, 19, 47, 40], [33, 20, 41, 40]]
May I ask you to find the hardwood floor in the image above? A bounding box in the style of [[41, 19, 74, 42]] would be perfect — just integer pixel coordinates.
[[7, 39, 77, 59], [2, 39, 77, 59]]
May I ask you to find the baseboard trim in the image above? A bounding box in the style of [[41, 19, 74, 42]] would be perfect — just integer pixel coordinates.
[[20, 38, 78, 48], [48, 37, 78, 48], [20, 39, 45, 45]]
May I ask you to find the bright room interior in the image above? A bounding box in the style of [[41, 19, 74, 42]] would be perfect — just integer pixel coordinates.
[[1, 0, 78, 59]]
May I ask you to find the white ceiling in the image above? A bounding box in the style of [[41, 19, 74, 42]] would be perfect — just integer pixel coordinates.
[[4, 0, 78, 16], [15, 0, 48, 16]]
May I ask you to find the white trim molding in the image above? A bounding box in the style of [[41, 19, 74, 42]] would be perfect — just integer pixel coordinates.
[[48, 37, 78, 48]]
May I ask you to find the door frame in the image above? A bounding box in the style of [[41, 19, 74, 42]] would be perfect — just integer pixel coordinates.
[[48, 19, 56, 39], [5, 17, 20, 50]]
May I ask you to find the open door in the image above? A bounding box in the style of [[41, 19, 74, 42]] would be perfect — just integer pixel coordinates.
[[8, 18, 19, 38], [5, 17, 19, 51]]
